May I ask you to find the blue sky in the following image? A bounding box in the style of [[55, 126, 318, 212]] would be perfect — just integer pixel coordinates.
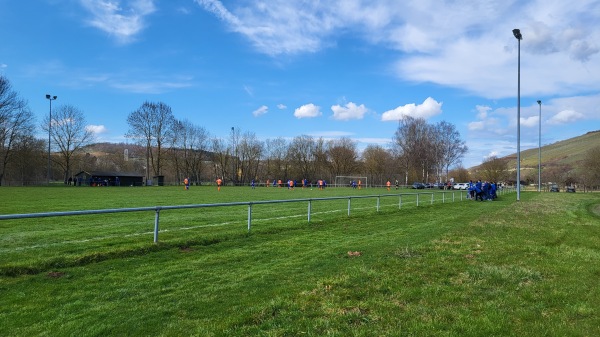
[[1, 0, 599, 168]]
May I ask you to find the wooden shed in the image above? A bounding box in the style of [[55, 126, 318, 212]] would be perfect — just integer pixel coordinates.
[[74, 171, 144, 187]]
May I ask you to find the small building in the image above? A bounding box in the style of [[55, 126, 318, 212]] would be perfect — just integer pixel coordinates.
[[74, 171, 144, 187]]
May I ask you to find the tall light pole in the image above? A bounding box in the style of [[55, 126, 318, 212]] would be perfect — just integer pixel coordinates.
[[537, 100, 542, 192], [513, 28, 522, 201], [231, 126, 235, 186], [45, 94, 57, 185]]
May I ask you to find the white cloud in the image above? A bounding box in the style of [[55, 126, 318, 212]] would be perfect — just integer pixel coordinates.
[[277, 104, 287, 110], [86, 124, 108, 134], [252, 105, 268, 117], [195, 1, 600, 100], [79, 0, 156, 43], [381, 97, 442, 121], [520, 115, 539, 128], [294, 103, 321, 119], [331, 102, 368, 121], [547, 110, 585, 125]]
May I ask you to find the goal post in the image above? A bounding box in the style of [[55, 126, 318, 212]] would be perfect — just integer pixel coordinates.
[[334, 176, 368, 188]]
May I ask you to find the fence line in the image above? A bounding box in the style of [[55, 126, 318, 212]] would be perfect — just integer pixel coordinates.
[[0, 189, 513, 243]]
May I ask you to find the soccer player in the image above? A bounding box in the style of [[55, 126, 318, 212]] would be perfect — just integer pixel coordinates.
[[216, 177, 222, 191], [386, 180, 391, 191]]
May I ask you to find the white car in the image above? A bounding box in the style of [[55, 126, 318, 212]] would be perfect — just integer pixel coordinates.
[[453, 182, 469, 190]]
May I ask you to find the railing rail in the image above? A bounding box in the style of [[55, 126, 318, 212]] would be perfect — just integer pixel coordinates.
[[0, 189, 513, 243]]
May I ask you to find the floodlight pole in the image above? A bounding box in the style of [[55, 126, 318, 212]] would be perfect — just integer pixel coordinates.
[[513, 29, 522, 201], [46, 94, 57, 185], [537, 100, 542, 192]]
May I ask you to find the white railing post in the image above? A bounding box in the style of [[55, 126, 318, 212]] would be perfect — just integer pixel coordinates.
[[417, 194, 420, 207], [431, 193, 434, 205], [153, 208, 160, 243], [307, 200, 312, 223], [248, 204, 252, 233], [399, 195, 402, 209], [377, 196, 380, 212], [347, 198, 351, 216]]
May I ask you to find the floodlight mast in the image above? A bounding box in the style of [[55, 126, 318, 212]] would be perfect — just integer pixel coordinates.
[[46, 94, 57, 185], [513, 29, 522, 201]]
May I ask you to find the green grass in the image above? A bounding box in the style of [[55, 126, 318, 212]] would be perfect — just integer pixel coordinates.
[[1, 186, 599, 336]]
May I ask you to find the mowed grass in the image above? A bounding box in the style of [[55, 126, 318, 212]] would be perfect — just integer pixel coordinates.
[[1, 186, 599, 336]]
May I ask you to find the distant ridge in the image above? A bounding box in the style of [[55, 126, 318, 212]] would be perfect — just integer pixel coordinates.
[[472, 130, 600, 171]]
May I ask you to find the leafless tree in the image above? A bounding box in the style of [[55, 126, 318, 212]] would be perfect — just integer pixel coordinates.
[[170, 119, 209, 184], [361, 144, 393, 187], [327, 137, 359, 177], [237, 131, 263, 183], [264, 137, 289, 181], [287, 135, 316, 180], [126, 101, 175, 182], [41, 104, 94, 183], [579, 146, 600, 191], [0, 76, 36, 186], [5, 135, 45, 186], [210, 137, 229, 182], [435, 121, 468, 182], [393, 117, 433, 183], [476, 156, 508, 182]]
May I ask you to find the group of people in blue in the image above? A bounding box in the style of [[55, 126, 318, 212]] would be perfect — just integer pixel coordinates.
[[467, 180, 498, 201]]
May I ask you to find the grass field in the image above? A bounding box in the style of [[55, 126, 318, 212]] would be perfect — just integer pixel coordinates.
[[1, 186, 599, 336]]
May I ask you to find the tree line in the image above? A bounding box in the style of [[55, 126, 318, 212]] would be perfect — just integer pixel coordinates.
[[3, 74, 598, 188]]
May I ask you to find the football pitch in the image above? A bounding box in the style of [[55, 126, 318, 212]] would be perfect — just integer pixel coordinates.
[[1, 186, 599, 336]]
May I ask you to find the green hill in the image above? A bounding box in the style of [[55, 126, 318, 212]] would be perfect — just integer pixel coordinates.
[[482, 130, 600, 171]]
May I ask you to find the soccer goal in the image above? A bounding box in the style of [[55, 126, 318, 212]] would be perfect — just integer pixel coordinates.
[[334, 176, 368, 188]]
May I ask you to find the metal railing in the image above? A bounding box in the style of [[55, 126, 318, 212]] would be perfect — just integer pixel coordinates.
[[0, 188, 512, 243]]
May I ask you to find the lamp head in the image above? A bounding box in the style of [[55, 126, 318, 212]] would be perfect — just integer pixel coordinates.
[[46, 94, 50, 99], [512, 29, 522, 40], [537, 100, 541, 105]]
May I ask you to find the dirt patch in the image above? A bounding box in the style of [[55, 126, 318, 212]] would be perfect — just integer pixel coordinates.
[[179, 246, 193, 253], [47, 271, 65, 278]]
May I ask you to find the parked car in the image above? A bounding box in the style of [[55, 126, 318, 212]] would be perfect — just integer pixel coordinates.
[[453, 182, 469, 190], [433, 182, 445, 189], [566, 186, 576, 193], [550, 184, 559, 192], [412, 182, 426, 189]]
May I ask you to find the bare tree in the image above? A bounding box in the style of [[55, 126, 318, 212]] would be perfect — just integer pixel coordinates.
[[6, 135, 45, 186], [477, 156, 508, 182], [327, 137, 359, 177], [40, 104, 94, 183], [127, 101, 175, 183], [287, 135, 316, 181], [210, 137, 229, 182], [170, 119, 209, 184], [0, 76, 36, 186], [435, 121, 468, 182], [393, 117, 432, 183], [361, 144, 393, 187], [264, 137, 289, 181], [237, 131, 263, 183], [580, 146, 600, 191]]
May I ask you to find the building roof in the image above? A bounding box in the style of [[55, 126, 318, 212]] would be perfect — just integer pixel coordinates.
[[74, 171, 144, 178]]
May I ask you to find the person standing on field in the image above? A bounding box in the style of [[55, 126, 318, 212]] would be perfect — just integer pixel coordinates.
[[184, 177, 189, 190], [386, 180, 391, 191], [216, 177, 222, 191]]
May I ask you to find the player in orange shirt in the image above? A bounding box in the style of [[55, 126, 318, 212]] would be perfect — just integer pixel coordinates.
[[216, 177, 222, 191], [386, 180, 391, 191]]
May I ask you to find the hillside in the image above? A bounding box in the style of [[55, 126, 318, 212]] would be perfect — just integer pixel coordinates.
[[473, 130, 600, 172]]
